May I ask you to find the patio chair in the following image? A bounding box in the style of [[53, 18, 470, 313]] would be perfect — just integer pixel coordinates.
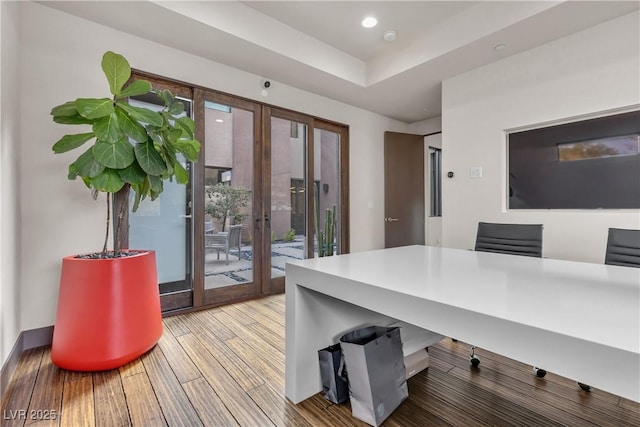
[[205, 224, 243, 264]]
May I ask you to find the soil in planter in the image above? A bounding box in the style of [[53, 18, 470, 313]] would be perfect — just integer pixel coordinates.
[[75, 251, 143, 259]]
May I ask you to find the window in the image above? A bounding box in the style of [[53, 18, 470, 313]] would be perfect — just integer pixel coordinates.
[[558, 134, 639, 162], [205, 167, 232, 186], [430, 148, 442, 217]]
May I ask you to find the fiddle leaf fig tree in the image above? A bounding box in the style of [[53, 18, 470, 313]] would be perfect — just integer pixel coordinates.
[[51, 51, 200, 256]]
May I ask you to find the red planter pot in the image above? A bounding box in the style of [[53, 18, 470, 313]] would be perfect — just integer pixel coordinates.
[[51, 250, 162, 371]]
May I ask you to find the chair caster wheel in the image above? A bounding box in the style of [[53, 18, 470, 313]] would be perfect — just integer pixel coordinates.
[[469, 345, 480, 367], [533, 367, 547, 378], [578, 382, 592, 392]]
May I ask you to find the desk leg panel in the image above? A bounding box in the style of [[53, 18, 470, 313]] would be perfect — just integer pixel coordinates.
[[285, 280, 397, 403]]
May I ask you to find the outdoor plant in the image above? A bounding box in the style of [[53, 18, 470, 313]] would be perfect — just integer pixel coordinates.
[[314, 190, 337, 257], [283, 228, 296, 242], [51, 51, 200, 256], [205, 183, 251, 231]]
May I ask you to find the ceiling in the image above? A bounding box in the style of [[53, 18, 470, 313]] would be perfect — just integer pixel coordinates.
[[42, 1, 639, 123]]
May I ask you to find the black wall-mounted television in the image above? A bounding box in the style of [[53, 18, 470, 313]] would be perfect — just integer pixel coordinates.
[[508, 110, 640, 209]]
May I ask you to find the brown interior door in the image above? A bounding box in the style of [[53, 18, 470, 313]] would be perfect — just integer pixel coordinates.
[[384, 132, 425, 248]]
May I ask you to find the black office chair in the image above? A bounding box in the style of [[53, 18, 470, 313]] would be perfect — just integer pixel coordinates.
[[604, 228, 640, 267], [576, 228, 640, 392], [474, 222, 543, 257], [467, 222, 545, 374]]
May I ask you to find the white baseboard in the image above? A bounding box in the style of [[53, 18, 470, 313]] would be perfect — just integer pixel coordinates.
[[0, 326, 53, 397]]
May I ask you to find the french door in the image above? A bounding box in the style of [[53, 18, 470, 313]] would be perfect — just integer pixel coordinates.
[[129, 77, 349, 312], [193, 90, 264, 306], [193, 91, 349, 307], [263, 107, 349, 293], [127, 76, 195, 312]]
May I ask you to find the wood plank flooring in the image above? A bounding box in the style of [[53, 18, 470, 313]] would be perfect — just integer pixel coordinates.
[[2, 294, 638, 426]]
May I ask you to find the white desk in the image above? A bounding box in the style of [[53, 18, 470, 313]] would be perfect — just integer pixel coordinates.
[[285, 245, 640, 404]]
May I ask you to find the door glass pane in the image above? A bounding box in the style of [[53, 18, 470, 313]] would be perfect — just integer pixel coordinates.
[[430, 149, 442, 217], [203, 101, 254, 289], [271, 118, 307, 278], [128, 96, 192, 295], [314, 128, 341, 257]]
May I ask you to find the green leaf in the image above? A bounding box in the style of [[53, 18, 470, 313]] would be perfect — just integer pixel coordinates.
[[161, 139, 178, 164], [114, 108, 148, 143], [117, 162, 146, 184], [52, 132, 95, 153], [81, 176, 92, 188], [72, 147, 105, 178], [148, 175, 162, 193], [176, 116, 195, 137], [101, 51, 131, 96], [163, 162, 174, 178], [119, 79, 152, 98], [93, 138, 135, 169], [91, 168, 125, 193], [174, 161, 189, 184], [134, 141, 167, 175], [157, 89, 174, 107], [116, 102, 163, 127], [51, 101, 78, 117], [166, 128, 183, 144], [68, 163, 78, 180], [131, 179, 150, 212], [92, 112, 123, 143], [173, 140, 200, 162], [131, 189, 143, 212], [76, 98, 114, 119], [146, 126, 164, 145], [168, 101, 184, 116], [53, 114, 95, 125]]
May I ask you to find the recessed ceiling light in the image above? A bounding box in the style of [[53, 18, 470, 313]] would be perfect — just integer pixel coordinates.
[[361, 16, 377, 28], [215, 119, 223, 123], [494, 44, 506, 51]]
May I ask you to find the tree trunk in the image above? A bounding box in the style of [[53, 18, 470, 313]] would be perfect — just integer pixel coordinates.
[[113, 184, 131, 253]]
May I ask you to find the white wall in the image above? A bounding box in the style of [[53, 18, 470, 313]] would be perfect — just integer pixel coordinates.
[[17, 2, 407, 332], [407, 116, 441, 136], [441, 11, 640, 263], [1, 0, 22, 367]]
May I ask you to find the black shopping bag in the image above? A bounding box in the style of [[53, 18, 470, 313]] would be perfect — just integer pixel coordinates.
[[318, 343, 349, 404], [340, 326, 408, 426]]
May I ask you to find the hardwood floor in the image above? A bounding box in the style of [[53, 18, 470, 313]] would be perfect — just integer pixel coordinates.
[[2, 294, 638, 426]]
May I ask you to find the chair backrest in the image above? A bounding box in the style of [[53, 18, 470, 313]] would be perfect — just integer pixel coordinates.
[[228, 224, 243, 249], [605, 228, 640, 268], [474, 222, 543, 258], [205, 233, 227, 249]]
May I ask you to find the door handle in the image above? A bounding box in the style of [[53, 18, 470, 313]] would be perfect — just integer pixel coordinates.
[[180, 215, 192, 219], [385, 217, 399, 223]]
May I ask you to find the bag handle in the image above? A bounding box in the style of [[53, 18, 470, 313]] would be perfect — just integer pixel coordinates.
[[337, 351, 348, 383]]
